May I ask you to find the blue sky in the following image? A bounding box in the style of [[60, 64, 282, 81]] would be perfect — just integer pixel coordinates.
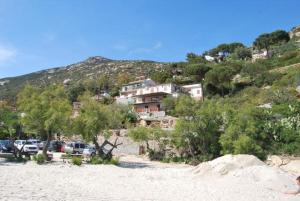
[[0, 0, 300, 78]]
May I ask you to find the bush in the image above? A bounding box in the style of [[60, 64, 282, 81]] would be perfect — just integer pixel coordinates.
[[33, 154, 45, 164], [148, 150, 165, 161], [109, 157, 120, 165], [254, 72, 283, 87], [71, 156, 82, 166], [90, 155, 119, 165], [233, 135, 266, 160], [90, 156, 103, 164], [5, 156, 28, 163]]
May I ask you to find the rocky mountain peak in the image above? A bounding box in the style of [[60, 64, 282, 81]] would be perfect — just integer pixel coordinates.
[[83, 56, 112, 64]]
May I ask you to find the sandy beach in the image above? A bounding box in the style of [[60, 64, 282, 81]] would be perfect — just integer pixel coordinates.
[[0, 154, 299, 201]]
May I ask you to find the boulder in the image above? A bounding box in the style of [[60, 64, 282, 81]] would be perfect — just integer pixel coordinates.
[[281, 160, 300, 174]]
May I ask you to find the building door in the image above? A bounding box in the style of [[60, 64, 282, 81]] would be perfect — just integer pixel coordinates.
[[145, 105, 149, 112]]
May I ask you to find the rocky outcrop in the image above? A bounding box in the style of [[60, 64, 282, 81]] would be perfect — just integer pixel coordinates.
[[290, 25, 300, 39]]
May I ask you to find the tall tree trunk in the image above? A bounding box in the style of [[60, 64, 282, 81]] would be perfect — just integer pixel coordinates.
[[93, 135, 101, 155], [43, 130, 51, 160]]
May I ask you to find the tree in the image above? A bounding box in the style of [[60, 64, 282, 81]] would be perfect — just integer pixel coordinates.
[[232, 47, 252, 60], [128, 126, 169, 160], [174, 95, 198, 117], [162, 95, 177, 116], [0, 102, 19, 139], [186, 52, 206, 63], [205, 66, 235, 96], [72, 93, 123, 159], [83, 75, 113, 95], [253, 30, 290, 56], [184, 63, 211, 100], [173, 100, 223, 162], [150, 70, 172, 84], [66, 82, 86, 102], [208, 42, 245, 56], [73, 93, 109, 144], [184, 64, 210, 82], [17, 85, 72, 159], [219, 106, 268, 160], [253, 33, 272, 54]]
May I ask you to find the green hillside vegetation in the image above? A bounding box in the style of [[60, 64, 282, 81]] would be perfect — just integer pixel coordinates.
[[131, 28, 300, 163]]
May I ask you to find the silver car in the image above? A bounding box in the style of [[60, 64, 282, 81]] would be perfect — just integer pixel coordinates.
[[64, 141, 85, 154], [83, 145, 96, 158]]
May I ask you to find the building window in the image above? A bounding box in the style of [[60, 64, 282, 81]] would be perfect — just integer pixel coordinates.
[[197, 90, 201, 94]]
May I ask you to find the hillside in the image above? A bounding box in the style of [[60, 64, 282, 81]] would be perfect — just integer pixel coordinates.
[[0, 56, 168, 102]]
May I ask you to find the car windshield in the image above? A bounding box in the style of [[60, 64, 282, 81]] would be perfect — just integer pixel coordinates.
[[25, 141, 33, 145]]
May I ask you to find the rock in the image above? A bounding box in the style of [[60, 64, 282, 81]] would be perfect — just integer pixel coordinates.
[[268, 155, 283, 167], [258, 103, 272, 109], [63, 79, 72, 85], [281, 160, 300, 174], [193, 154, 265, 177]]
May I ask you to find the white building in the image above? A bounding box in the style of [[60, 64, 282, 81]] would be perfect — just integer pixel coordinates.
[[116, 78, 156, 105], [135, 83, 179, 97], [181, 84, 203, 101]]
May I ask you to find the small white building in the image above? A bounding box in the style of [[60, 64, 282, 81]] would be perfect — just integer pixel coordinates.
[[182, 84, 203, 101]]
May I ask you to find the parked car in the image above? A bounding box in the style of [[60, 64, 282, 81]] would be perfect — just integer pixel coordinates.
[[0, 140, 13, 152], [38, 140, 64, 152], [14, 140, 38, 155], [50, 140, 64, 152], [28, 139, 41, 146], [46, 150, 53, 160], [64, 141, 85, 154], [0, 142, 4, 152], [83, 145, 96, 158]]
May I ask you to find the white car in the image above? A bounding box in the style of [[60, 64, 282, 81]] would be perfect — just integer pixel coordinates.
[[28, 139, 41, 147], [14, 140, 38, 155], [64, 141, 85, 154], [83, 145, 96, 158]]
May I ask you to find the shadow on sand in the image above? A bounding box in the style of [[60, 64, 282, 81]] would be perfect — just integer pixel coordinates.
[[117, 161, 153, 169]]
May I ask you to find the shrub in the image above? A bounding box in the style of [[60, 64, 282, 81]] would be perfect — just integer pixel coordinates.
[[33, 154, 45, 164], [254, 72, 283, 87], [5, 156, 28, 163], [90, 156, 103, 165], [71, 156, 82, 166], [148, 150, 165, 161], [233, 135, 266, 160], [109, 157, 120, 165], [89, 156, 119, 165]]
